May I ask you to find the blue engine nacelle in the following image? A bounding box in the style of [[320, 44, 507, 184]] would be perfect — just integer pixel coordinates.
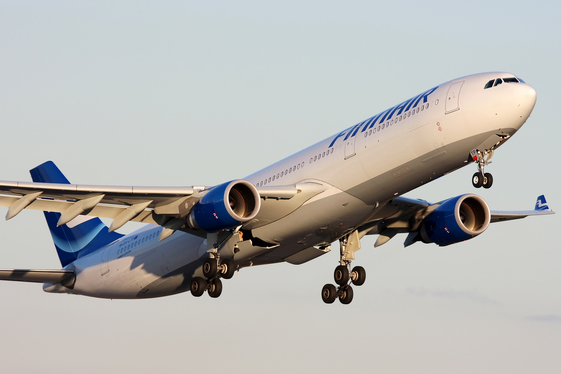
[[187, 180, 261, 232], [419, 194, 491, 246]]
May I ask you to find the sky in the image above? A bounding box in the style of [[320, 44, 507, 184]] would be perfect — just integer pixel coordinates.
[[1, 1, 560, 373]]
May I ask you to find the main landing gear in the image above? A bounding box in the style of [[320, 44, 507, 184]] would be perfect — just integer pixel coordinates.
[[190, 257, 236, 299], [321, 231, 366, 305], [470, 149, 493, 189], [321, 265, 366, 305]]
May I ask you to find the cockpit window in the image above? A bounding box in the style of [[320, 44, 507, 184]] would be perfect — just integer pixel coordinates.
[[485, 76, 524, 89], [503, 77, 519, 83]]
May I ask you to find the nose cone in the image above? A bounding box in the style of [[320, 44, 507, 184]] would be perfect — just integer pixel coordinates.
[[513, 83, 537, 125]]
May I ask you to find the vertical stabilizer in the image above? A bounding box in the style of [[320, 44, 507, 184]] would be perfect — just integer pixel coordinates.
[[30, 161, 124, 267]]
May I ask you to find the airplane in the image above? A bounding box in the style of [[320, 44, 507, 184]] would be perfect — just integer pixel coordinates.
[[0, 72, 554, 305]]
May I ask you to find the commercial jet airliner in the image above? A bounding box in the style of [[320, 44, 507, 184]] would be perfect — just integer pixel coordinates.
[[0, 72, 554, 304]]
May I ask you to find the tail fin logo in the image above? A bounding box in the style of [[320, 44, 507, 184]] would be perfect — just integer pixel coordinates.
[[535, 195, 550, 211]]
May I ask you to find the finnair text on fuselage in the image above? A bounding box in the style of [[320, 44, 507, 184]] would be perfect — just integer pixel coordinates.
[[329, 86, 439, 148]]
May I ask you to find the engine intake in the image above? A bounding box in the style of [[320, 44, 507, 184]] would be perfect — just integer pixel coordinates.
[[188, 180, 261, 232], [420, 194, 491, 246]]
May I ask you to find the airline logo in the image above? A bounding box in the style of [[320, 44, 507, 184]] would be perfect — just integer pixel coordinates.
[[535, 195, 549, 211], [329, 85, 439, 147]]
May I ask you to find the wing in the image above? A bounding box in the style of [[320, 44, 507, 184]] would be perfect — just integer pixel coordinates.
[[490, 195, 554, 222], [0, 180, 197, 227], [358, 194, 554, 247], [0, 179, 324, 237]]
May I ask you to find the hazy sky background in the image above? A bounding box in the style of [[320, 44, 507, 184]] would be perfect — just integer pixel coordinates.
[[1, 1, 560, 373]]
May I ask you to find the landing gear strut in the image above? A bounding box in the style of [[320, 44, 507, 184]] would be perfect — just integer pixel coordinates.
[[321, 231, 367, 305], [470, 149, 493, 189]]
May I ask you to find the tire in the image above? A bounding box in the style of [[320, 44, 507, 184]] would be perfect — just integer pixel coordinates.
[[339, 285, 354, 305], [190, 277, 207, 297], [203, 258, 218, 279], [221, 259, 236, 280], [208, 278, 223, 298], [472, 172, 484, 188], [334, 265, 349, 286], [483, 172, 493, 189], [351, 266, 366, 286], [321, 284, 337, 304]]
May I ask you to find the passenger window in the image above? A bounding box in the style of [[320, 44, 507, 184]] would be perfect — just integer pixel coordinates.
[[484, 79, 494, 89], [494, 78, 503, 87]]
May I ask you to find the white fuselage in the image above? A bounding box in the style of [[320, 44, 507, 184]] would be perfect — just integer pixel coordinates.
[[45, 72, 537, 298]]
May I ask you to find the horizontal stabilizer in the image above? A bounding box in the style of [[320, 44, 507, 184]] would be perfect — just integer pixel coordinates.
[[0, 269, 75, 287]]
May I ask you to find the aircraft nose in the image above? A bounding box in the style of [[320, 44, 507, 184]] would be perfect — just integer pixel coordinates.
[[517, 83, 537, 117], [508, 82, 537, 129]]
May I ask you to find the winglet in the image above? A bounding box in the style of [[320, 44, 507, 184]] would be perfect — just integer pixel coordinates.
[[534, 195, 550, 211]]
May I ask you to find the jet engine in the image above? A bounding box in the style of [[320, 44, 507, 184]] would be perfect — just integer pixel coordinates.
[[419, 194, 491, 246], [188, 180, 261, 232]]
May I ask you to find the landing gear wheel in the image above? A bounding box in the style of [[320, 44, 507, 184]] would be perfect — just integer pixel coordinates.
[[208, 278, 223, 298], [351, 266, 366, 286], [221, 259, 236, 280], [321, 284, 337, 304], [472, 172, 484, 188], [483, 172, 493, 189], [203, 258, 218, 278], [339, 285, 354, 305], [190, 277, 207, 297], [334, 265, 349, 286]]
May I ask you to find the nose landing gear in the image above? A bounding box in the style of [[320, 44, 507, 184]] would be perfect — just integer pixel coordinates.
[[470, 149, 493, 189]]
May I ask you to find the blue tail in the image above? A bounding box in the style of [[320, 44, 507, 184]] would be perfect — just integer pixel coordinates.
[[30, 161, 124, 267]]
